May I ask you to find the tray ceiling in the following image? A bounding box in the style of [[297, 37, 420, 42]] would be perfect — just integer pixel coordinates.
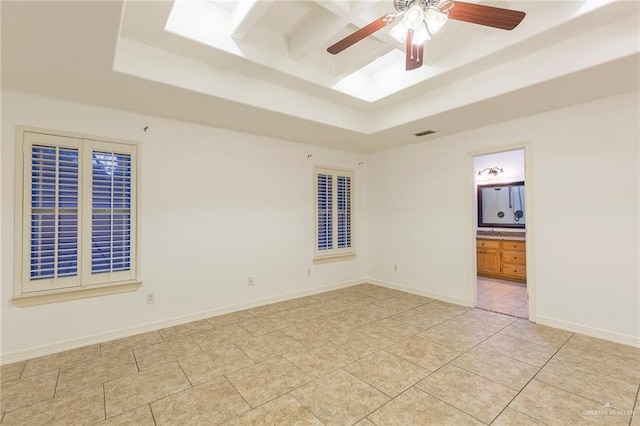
[[2, 0, 639, 152]]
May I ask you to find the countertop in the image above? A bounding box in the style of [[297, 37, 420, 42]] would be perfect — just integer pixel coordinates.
[[476, 231, 526, 241], [477, 235, 526, 241]]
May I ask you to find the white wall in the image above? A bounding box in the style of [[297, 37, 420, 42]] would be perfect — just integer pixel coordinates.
[[367, 91, 639, 346], [1, 90, 367, 359]]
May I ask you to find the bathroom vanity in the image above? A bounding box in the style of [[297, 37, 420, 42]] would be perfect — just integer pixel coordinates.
[[477, 237, 526, 282]]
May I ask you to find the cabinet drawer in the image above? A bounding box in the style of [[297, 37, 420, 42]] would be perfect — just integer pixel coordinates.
[[502, 250, 526, 265], [477, 239, 500, 249], [503, 241, 525, 251], [502, 265, 526, 279]]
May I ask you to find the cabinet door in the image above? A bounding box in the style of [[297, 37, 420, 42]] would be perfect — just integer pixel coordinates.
[[483, 248, 501, 275]]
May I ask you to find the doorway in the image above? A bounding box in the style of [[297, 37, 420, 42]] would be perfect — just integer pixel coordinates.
[[470, 147, 533, 319]]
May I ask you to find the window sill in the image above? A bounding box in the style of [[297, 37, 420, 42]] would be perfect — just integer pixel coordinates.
[[12, 281, 143, 307], [313, 253, 356, 264]]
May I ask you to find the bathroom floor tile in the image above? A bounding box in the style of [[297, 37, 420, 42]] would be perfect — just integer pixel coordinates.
[[224, 394, 323, 426], [101, 405, 155, 425], [568, 334, 640, 361], [280, 319, 342, 342], [367, 387, 483, 425], [373, 296, 427, 311], [0, 369, 58, 413], [3, 384, 104, 425], [291, 369, 390, 426], [417, 323, 494, 352], [22, 345, 100, 377], [237, 313, 294, 335], [157, 319, 213, 341], [361, 318, 425, 342], [282, 341, 359, 378], [416, 364, 517, 424], [104, 362, 191, 418], [451, 347, 540, 391], [331, 328, 395, 358], [133, 336, 204, 371], [554, 342, 640, 383], [0, 361, 26, 383], [476, 333, 556, 367], [492, 407, 546, 425], [348, 303, 405, 321], [499, 319, 572, 349], [225, 356, 312, 408], [150, 377, 250, 424], [206, 310, 255, 328], [345, 350, 430, 397], [100, 332, 163, 358], [178, 344, 254, 385], [57, 351, 138, 396], [458, 309, 517, 327], [386, 336, 461, 371], [234, 330, 304, 362], [190, 324, 249, 352], [510, 380, 631, 425], [535, 359, 638, 410]]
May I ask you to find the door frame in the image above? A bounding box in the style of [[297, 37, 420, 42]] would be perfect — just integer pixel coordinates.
[[466, 141, 536, 322]]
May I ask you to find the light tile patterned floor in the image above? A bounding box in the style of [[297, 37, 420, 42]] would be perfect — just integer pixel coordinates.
[[1, 283, 639, 425], [477, 277, 529, 319]]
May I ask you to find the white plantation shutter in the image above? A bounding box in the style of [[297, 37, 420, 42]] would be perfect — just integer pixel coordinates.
[[83, 140, 137, 285], [315, 167, 354, 258], [23, 133, 81, 292], [317, 173, 333, 251], [17, 131, 138, 296], [337, 175, 352, 249]]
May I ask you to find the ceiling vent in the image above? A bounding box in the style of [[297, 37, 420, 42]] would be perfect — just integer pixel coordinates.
[[414, 130, 436, 137]]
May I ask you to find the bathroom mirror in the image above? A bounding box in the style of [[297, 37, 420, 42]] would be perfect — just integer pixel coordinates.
[[477, 181, 525, 228]]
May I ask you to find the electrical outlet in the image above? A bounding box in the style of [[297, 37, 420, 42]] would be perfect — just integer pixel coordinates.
[[248, 277, 255, 287], [394, 264, 398, 272], [307, 269, 311, 277], [146, 293, 154, 304]]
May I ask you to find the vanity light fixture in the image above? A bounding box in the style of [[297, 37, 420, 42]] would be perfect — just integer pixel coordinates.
[[477, 167, 503, 177]]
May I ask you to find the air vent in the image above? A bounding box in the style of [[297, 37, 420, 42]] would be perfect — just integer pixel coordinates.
[[414, 130, 436, 137]]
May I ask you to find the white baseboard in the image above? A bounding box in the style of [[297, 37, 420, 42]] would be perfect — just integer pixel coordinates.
[[366, 278, 469, 307], [1, 278, 367, 364], [535, 314, 640, 348]]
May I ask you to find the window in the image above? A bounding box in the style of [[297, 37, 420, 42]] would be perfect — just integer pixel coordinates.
[[314, 167, 354, 262], [14, 128, 140, 306]]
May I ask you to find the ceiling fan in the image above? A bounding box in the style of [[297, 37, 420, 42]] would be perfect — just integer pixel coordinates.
[[327, 0, 526, 71]]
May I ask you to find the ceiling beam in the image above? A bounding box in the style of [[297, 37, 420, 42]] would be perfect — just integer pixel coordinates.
[[315, 0, 351, 16], [289, 0, 374, 62], [230, 0, 273, 41], [334, 44, 394, 78]]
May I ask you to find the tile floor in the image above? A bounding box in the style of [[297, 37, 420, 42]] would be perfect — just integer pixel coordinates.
[[1, 283, 639, 425], [477, 277, 528, 319]]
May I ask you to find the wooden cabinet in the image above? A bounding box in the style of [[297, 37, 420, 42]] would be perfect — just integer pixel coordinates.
[[477, 238, 526, 282], [477, 240, 501, 276]]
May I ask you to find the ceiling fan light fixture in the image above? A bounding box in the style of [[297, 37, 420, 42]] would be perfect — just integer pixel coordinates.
[[403, 4, 425, 30], [389, 19, 409, 43], [412, 23, 430, 45], [424, 7, 448, 34]]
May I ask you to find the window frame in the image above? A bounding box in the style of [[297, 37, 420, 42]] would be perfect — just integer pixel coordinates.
[[13, 126, 142, 306], [313, 166, 355, 263]]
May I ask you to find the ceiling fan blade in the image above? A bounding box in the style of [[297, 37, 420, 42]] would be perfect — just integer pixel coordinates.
[[449, 1, 525, 31], [327, 14, 395, 55], [405, 30, 424, 71]]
